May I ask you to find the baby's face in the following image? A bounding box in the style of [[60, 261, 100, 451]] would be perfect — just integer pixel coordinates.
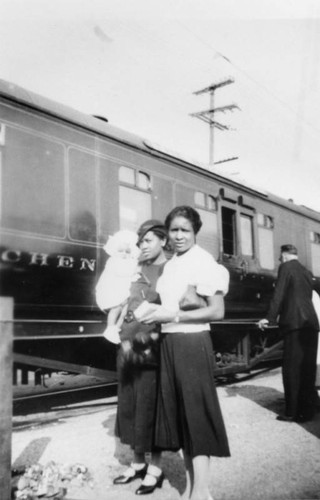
[[117, 244, 132, 259]]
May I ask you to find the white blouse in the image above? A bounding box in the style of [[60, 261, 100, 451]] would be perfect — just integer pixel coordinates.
[[156, 244, 229, 333]]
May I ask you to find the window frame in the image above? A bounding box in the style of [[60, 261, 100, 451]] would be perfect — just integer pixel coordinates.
[[310, 231, 320, 244], [221, 204, 238, 257], [118, 165, 153, 232], [239, 212, 255, 258], [194, 191, 217, 212], [68, 147, 101, 244], [194, 190, 219, 259], [0, 124, 67, 239], [119, 165, 152, 193], [256, 212, 275, 270]]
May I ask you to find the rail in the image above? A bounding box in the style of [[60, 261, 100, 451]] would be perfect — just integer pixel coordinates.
[[7, 318, 278, 341], [9, 316, 281, 378]]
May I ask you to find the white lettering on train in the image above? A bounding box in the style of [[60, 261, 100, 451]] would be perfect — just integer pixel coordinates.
[[57, 255, 75, 269], [1, 250, 21, 262], [79, 258, 96, 272], [29, 252, 50, 266], [0, 249, 96, 272]]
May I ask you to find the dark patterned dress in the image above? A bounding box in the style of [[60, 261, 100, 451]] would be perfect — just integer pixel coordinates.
[[115, 263, 164, 454]]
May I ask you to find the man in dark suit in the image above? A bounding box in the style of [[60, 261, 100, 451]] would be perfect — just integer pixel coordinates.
[[259, 244, 319, 422]]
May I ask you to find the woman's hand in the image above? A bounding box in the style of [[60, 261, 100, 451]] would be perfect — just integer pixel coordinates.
[[140, 294, 225, 325]]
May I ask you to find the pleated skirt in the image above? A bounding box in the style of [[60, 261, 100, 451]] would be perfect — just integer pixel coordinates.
[[155, 330, 230, 458]]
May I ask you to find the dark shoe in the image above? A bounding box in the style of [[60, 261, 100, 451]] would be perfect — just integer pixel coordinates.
[[113, 464, 148, 485], [135, 472, 165, 495], [276, 414, 294, 422]]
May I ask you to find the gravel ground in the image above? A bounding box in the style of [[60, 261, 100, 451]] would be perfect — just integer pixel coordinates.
[[12, 367, 320, 500]]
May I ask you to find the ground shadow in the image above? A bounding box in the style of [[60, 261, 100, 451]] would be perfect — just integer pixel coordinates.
[[225, 384, 320, 439], [12, 437, 51, 470], [102, 412, 186, 495]]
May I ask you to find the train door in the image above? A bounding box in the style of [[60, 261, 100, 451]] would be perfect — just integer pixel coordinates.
[[219, 189, 261, 318]]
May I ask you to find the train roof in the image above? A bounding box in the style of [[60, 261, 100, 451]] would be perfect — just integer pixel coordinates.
[[1, 78, 319, 223]]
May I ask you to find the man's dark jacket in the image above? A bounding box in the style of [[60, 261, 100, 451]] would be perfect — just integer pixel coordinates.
[[266, 259, 319, 332]]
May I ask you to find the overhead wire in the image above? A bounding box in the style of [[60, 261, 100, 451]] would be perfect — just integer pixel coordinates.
[[113, 17, 320, 148], [117, 18, 305, 151], [96, 16, 320, 168], [174, 18, 320, 140]]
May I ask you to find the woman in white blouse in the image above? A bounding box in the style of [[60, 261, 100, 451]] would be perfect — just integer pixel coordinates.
[[140, 206, 230, 500]]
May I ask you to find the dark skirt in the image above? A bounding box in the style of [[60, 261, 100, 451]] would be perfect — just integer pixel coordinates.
[[155, 330, 230, 458], [115, 362, 158, 454]]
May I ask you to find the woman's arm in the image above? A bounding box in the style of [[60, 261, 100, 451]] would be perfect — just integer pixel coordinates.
[[178, 294, 224, 323], [106, 301, 128, 327], [140, 293, 225, 324], [106, 305, 123, 326]]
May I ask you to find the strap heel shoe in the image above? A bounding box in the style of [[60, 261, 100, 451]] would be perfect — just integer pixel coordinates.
[[135, 471, 164, 495], [276, 414, 294, 422], [113, 464, 148, 485]]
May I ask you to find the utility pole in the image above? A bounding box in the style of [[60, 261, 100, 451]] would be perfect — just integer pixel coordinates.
[[190, 78, 238, 166]]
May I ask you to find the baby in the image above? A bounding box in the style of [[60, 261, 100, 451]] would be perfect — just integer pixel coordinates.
[[95, 229, 140, 343]]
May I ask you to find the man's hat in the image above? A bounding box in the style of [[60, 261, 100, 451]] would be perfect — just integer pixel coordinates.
[[137, 219, 167, 244], [281, 244, 298, 255]]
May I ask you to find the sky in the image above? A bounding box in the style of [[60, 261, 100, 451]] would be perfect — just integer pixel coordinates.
[[1, 0, 320, 210]]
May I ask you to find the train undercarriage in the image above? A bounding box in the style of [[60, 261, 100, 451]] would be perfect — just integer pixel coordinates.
[[12, 319, 283, 387]]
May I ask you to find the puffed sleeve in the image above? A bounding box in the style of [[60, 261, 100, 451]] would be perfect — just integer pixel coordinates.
[[194, 251, 230, 297]]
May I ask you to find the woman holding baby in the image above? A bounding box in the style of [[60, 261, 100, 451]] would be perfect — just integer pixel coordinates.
[[107, 219, 168, 495], [100, 207, 230, 499]]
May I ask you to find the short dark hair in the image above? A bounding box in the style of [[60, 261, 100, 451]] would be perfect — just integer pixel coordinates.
[[165, 206, 202, 235], [281, 244, 298, 255]]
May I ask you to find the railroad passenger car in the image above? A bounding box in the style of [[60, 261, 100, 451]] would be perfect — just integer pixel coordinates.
[[1, 79, 320, 379]]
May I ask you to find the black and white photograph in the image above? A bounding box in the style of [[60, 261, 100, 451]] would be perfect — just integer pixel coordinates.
[[1, 1, 320, 499]]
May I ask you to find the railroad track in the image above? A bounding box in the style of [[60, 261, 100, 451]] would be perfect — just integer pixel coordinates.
[[13, 373, 118, 427], [12, 367, 281, 433], [14, 380, 116, 402]]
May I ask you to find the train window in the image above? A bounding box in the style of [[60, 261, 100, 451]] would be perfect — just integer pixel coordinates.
[[208, 195, 217, 211], [137, 171, 151, 190], [257, 213, 264, 226], [257, 212, 274, 269], [310, 231, 320, 244], [195, 191, 206, 208], [1, 127, 65, 236], [265, 217, 273, 229], [119, 166, 151, 191], [119, 186, 151, 231], [195, 191, 217, 211], [310, 231, 320, 275], [240, 214, 254, 257], [257, 213, 274, 229], [119, 165, 135, 185], [196, 209, 219, 259], [118, 166, 152, 231], [222, 206, 236, 255], [0, 123, 5, 146], [69, 149, 98, 242], [195, 191, 219, 257]]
